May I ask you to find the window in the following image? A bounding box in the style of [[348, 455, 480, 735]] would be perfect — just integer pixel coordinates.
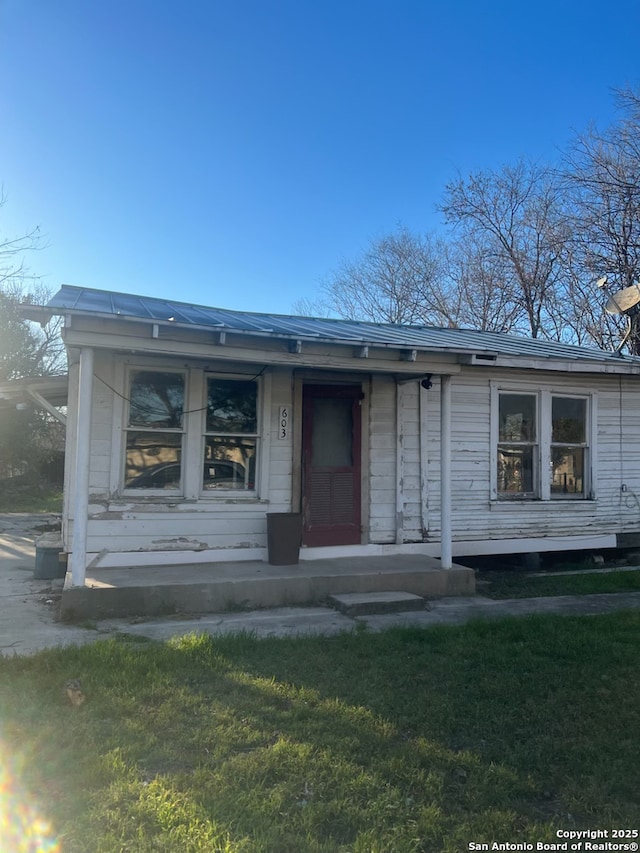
[[203, 377, 258, 491], [494, 388, 590, 501], [124, 370, 185, 490], [497, 393, 537, 497], [119, 367, 263, 497], [551, 396, 586, 498]]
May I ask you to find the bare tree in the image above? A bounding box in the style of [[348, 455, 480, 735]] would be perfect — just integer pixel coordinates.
[[0, 194, 65, 480], [0, 193, 64, 377], [439, 159, 569, 340], [561, 87, 640, 352], [296, 91, 640, 351], [296, 221, 565, 336], [0, 200, 41, 291], [315, 228, 449, 325], [297, 227, 480, 328], [445, 236, 523, 332], [542, 240, 624, 350], [290, 295, 336, 318]]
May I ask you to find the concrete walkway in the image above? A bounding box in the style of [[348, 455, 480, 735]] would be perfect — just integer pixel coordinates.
[[0, 518, 103, 656], [2, 517, 640, 656]]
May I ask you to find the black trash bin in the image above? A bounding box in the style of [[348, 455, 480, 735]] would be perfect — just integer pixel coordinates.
[[266, 512, 302, 565]]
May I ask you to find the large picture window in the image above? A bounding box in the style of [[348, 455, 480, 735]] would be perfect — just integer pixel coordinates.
[[495, 389, 590, 501], [124, 370, 185, 490], [203, 377, 258, 491]]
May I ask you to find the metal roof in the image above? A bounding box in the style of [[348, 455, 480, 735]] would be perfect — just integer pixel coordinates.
[[47, 284, 637, 365]]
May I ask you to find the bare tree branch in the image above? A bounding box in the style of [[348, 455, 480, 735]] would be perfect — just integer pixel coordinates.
[[439, 159, 568, 340], [0, 194, 64, 376]]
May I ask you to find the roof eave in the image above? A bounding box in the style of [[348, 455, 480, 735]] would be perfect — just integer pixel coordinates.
[[53, 305, 501, 359]]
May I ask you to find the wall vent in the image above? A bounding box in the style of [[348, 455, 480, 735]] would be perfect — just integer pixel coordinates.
[[460, 352, 499, 365]]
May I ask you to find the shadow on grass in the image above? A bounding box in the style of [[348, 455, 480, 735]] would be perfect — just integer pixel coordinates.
[[477, 567, 640, 598], [1, 611, 639, 852]]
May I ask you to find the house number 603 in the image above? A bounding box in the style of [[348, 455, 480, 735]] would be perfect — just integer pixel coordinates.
[[278, 406, 289, 440]]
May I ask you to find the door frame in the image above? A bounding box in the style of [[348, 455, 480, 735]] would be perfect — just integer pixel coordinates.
[[301, 383, 363, 547]]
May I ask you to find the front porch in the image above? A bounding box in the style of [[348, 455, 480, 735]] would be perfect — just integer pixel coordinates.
[[60, 553, 475, 620]]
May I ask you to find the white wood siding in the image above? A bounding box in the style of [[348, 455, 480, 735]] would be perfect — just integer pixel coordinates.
[[263, 369, 294, 512], [423, 369, 640, 545], [81, 354, 295, 560], [75, 350, 640, 563], [368, 375, 396, 543], [396, 382, 423, 542]]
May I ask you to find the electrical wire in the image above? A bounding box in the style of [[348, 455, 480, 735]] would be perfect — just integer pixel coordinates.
[[94, 365, 267, 416]]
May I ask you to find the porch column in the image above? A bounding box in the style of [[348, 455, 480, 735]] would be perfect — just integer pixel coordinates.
[[440, 374, 452, 569], [69, 347, 94, 587], [396, 381, 405, 544]]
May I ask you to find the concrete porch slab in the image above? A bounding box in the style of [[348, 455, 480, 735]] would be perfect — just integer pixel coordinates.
[[61, 554, 475, 620], [328, 590, 425, 616]]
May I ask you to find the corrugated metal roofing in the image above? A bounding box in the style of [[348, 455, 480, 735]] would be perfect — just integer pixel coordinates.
[[47, 284, 638, 365]]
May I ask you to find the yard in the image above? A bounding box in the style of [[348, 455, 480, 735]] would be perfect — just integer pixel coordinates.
[[1, 612, 638, 852], [477, 566, 640, 598], [0, 482, 63, 513]]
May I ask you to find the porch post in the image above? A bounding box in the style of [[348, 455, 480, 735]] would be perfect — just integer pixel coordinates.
[[440, 374, 452, 569], [69, 347, 94, 587], [396, 382, 405, 544]]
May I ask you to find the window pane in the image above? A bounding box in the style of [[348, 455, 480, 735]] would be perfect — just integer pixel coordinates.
[[497, 446, 534, 494], [206, 379, 257, 433], [203, 436, 256, 490], [129, 371, 184, 428], [551, 448, 584, 496], [125, 432, 182, 488], [499, 394, 536, 441], [311, 397, 353, 467], [552, 397, 586, 443]]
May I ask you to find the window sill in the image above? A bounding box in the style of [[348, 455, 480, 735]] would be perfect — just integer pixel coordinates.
[[490, 498, 596, 509], [109, 496, 270, 511]]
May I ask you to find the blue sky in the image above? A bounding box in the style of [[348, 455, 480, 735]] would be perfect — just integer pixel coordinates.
[[1, 0, 639, 315]]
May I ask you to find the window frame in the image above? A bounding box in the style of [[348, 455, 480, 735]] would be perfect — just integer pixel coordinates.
[[496, 391, 539, 499], [117, 365, 265, 500], [491, 383, 594, 502], [121, 367, 187, 496], [550, 394, 589, 500], [199, 372, 261, 497]]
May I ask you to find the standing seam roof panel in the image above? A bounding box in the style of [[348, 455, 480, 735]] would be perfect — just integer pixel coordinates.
[[46, 285, 640, 365]]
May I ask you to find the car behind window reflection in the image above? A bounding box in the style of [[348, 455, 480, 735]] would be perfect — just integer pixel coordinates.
[[126, 461, 251, 490]]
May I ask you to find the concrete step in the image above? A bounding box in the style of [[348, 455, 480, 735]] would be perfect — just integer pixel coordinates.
[[62, 560, 475, 621], [328, 590, 426, 616]]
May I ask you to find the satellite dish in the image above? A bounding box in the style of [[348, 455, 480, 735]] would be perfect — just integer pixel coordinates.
[[605, 282, 640, 315]]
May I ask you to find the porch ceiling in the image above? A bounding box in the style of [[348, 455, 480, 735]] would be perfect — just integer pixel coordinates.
[[0, 374, 68, 412]]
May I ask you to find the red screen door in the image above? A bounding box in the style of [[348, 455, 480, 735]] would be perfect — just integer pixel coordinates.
[[302, 385, 362, 546]]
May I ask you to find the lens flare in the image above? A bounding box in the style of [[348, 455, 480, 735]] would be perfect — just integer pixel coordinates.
[[0, 739, 60, 853]]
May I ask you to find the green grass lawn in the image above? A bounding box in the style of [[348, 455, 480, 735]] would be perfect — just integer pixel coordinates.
[[1, 613, 639, 852], [0, 483, 63, 513], [478, 568, 640, 598]]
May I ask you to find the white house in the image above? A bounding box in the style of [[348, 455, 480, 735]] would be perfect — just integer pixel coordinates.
[[40, 285, 640, 602]]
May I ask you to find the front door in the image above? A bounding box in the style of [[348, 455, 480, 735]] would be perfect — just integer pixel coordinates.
[[302, 384, 362, 546]]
